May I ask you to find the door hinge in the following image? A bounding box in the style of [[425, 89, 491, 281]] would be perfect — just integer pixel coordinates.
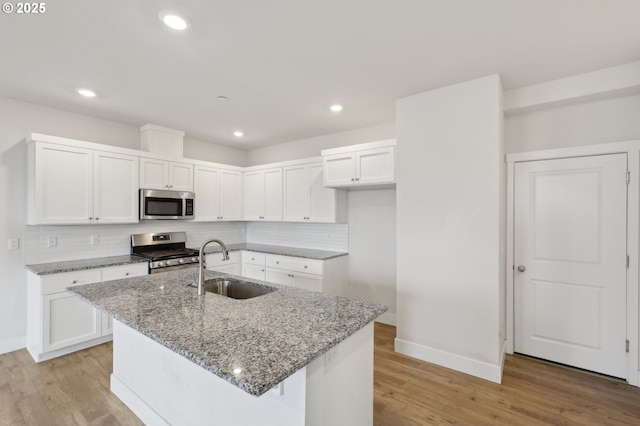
[[626, 170, 630, 184], [627, 255, 630, 268], [626, 339, 630, 353]]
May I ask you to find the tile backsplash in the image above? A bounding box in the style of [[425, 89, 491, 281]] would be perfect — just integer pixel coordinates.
[[246, 222, 348, 252], [25, 222, 246, 264], [25, 221, 348, 264]]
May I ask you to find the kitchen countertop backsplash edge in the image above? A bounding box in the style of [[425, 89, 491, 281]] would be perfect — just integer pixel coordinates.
[[25, 243, 348, 275]]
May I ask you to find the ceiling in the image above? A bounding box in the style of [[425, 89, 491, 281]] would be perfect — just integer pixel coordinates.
[[1, 0, 639, 150]]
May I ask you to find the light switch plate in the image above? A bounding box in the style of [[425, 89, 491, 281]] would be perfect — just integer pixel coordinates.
[[47, 236, 57, 248], [90, 235, 99, 245], [7, 238, 19, 250]]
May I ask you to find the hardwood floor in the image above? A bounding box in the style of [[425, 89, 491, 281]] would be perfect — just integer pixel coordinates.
[[0, 342, 142, 426], [3, 324, 640, 425], [374, 323, 640, 425]]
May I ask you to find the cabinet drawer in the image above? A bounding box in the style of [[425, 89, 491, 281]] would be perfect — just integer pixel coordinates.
[[41, 269, 102, 295], [242, 251, 265, 266], [102, 263, 148, 281], [206, 250, 240, 267], [265, 255, 323, 275]]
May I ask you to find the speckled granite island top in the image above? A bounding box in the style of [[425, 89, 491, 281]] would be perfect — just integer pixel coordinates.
[[67, 269, 386, 397], [25, 255, 148, 275]]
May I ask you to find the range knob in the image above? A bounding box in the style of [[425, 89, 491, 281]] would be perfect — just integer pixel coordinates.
[[191, 257, 198, 263], [158, 261, 166, 267], [179, 258, 185, 264]]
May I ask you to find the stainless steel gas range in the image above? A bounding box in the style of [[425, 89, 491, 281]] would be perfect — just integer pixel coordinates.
[[131, 231, 200, 274]]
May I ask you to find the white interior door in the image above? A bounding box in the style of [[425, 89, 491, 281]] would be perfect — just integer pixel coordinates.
[[514, 154, 627, 378]]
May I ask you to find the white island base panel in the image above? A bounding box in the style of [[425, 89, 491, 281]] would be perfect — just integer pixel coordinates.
[[110, 320, 374, 426]]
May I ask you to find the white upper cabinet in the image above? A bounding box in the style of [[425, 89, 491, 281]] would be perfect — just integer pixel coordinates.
[[29, 143, 94, 224], [194, 166, 243, 221], [283, 161, 344, 223], [219, 169, 243, 220], [244, 167, 283, 221], [140, 158, 193, 191], [322, 139, 396, 189], [93, 151, 139, 223], [27, 141, 138, 225]]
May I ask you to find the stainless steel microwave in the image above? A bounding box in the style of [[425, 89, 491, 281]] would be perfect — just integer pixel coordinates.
[[139, 189, 195, 220]]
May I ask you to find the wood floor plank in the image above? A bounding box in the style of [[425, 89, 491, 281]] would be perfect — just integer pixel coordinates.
[[3, 323, 640, 425]]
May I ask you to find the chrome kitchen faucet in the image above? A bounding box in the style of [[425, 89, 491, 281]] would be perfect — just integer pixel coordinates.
[[197, 238, 230, 296]]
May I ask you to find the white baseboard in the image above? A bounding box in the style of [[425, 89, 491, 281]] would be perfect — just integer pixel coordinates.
[[394, 337, 503, 384], [111, 374, 167, 426], [375, 312, 396, 326], [0, 336, 26, 355]]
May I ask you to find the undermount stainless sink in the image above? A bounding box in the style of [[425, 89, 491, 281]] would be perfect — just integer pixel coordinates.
[[195, 278, 277, 299]]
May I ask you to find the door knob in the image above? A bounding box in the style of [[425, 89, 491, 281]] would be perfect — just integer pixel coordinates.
[[517, 265, 526, 272]]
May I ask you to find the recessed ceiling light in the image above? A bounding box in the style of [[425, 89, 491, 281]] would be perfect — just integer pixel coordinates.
[[77, 89, 96, 98], [233, 131, 244, 138], [330, 104, 343, 112], [159, 10, 191, 31], [217, 96, 228, 101]]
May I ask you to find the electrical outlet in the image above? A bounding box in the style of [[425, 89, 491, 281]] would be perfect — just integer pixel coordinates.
[[7, 238, 19, 250], [47, 236, 57, 248], [90, 235, 99, 245]]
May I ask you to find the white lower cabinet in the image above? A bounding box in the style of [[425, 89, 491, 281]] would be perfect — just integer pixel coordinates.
[[27, 263, 148, 362], [42, 285, 102, 353], [242, 251, 266, 280], [262, 253, 347, 296], [208, 250, 348, 296]]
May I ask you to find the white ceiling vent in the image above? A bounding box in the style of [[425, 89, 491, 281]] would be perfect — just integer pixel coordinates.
[[140, 124, 185, 157]]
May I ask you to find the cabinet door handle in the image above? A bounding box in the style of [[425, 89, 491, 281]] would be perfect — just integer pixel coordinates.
[[351, 178, 355, 182], [88, 217, 93, 220], [125, 272, 130, 276], [355, 177, 360, 182], [95, 217, 99, 221], [72, 280, 78, 284], [276, 261, 279, 264], [304, 265, 308, 269]]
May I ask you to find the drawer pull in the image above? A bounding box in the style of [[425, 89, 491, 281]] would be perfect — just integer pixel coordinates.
[[304, 265, 308, 269], [125, 272, 130, 276], [72, 280, 78, 284], [276, 261, 279, 264]]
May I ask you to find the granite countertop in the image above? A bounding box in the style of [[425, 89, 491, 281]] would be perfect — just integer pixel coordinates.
[[25, 244, 347, 276], [67, 269, 386, 397], [25, 255, 149, 275], [198, 243, 347, 260]]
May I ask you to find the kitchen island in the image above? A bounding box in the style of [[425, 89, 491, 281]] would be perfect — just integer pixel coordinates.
[[68, 268, 386, 425]]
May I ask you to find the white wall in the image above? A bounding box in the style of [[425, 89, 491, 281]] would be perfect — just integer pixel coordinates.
[[505, 94, 640, 153], [184, 137, 247, 167], [347, 190, 396, 325], [246, 122, 395, 166], [0, 96, 247, 353], [395, 75, 504, 383]]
